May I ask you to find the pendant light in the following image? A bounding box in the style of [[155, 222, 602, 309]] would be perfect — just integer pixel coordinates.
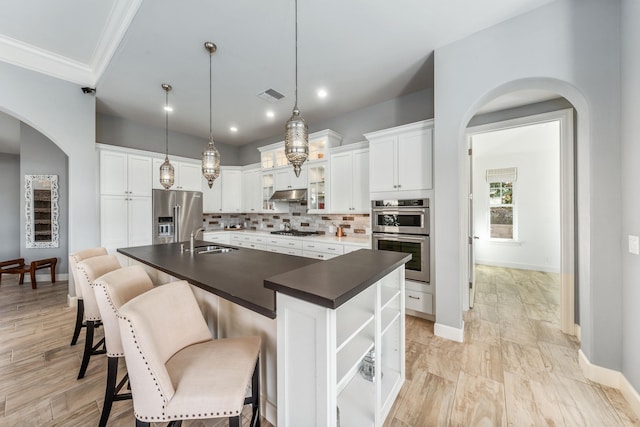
[[284, 0, 308, 178], [202, 41, 221, 189], [159, 83, 175, 189]]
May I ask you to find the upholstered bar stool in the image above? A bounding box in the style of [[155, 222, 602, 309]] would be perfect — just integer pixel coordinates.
[[92, 265, 154, 427], [75, 254, 121, 379], [69, 247, 108, 346], [116, 281, 261, 427]]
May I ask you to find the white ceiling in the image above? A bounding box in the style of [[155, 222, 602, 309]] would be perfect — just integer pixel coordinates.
[[0, 0, 557, 148]]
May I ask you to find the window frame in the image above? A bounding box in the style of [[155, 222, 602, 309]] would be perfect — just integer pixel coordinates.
[[487, 179, 517, 241]]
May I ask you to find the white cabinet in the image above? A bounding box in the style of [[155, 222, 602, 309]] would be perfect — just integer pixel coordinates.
[[405, 280, 434, 316], [330, 143, 369, 213], [302, 240, 344, 260], [274, 165, 307, 191], [230, 233, 267, 250], [307, 162, 328, 213], [202, 231, 230, 245], [152, 158, 202, 191], [202, 167, 242, 213], [100, 195, 152, 253], [242, 166, 262, 213], [276, 265, 405, 426], [365, 120, 433, 196], [100, 150, 152, 196]]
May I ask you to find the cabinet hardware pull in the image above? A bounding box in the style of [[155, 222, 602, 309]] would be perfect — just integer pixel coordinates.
[[408, 295, 420, 300]]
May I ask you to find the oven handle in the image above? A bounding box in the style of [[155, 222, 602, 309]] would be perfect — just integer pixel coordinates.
[[373, 233, 427, 241], [371, 209, 427, 216]]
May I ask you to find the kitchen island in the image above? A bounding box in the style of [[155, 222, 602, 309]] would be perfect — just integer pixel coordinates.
[[118, 242, 409, 426]]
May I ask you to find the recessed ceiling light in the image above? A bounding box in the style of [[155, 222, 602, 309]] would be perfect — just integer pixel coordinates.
[[230, 126, 238, 132], [266, 110, 275, 118], [317, 89, 328, 98], [164, 106, 173, 112]]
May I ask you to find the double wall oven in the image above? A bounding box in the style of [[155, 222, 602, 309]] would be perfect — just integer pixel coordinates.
[[371, 199, 430, 283]]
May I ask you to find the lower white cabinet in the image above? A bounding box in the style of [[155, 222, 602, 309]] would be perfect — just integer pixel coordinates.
[[276, 265, 405, 426], [302, 241, 344, 260], [100, 195, 152, 253], [231, 233, 268, 250], [202, 231, 230, 245], [405, 280, 434, 316]]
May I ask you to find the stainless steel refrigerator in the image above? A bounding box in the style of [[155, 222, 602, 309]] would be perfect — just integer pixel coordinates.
[[152, 189, 203, 244]]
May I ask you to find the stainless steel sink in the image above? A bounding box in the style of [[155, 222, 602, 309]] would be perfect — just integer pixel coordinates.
[[194, 245, 238, 255]]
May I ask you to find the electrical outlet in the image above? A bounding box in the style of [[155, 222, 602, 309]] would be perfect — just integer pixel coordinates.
[[629, 235, 639, 255]]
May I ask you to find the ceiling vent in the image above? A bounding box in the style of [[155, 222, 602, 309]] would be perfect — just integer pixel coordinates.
[[257, 88, 285, 103]]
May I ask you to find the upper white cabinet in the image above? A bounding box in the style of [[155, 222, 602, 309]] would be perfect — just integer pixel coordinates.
[[275, 165, 308, 191], [202, 167, 242, 213], [258, 129, 342, 169], [152, 158, 202, 191], [365, 120, 433, 196], [202, 174, 222, 213], [307, 161, 328, 213], [242, 165, 262, 213], [330, 142, 369, 214], [100, 150, 152, 196]]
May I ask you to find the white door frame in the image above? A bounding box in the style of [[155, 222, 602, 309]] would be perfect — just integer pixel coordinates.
[[463, 108, 575, 336]]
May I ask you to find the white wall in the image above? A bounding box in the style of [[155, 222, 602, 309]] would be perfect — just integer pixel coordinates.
[[0, 61, 98, 297], [434, 0, 622, 372], [620, 0, 640, 393], [472, 121, 560, 272]]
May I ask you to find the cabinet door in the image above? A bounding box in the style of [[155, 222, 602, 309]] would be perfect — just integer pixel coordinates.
[[100, 195, 128, 251], [177, 162, 202, 191], [397, 130, 432, 191], [242, 169, 261, 213], [100, 151, 128, 195], [369, 138, 397, 192], [274, 168, 291, 191], [330, 152, 353, 213], [127, 196, 152, 247], [202, 175, 222, 213], [262, 172, 275, 211], [352, 149, 370, 213], [307, 163, 327, 212], [221, 169, 242, 212], [127, 154, 152, 196], [151, 158, 166, 190]]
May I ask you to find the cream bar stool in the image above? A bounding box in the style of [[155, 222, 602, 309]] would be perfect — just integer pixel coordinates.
[[69, 247, 108, 346], [116, 281, 261, 427], [75, 254, 121, 379], [92, 265, 154, 427]]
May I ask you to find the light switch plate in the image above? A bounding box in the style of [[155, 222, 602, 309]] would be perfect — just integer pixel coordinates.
[[629, 235, 639, 255]]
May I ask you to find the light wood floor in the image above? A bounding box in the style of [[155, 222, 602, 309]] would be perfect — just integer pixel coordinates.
[[384, 265, 640, 426], [1, 267, 638, 426]]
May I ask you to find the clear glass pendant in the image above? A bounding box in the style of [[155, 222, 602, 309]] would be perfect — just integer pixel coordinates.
[[159, 156, 175, 189], [285, 107, 308, 177], [202, 137, 220, 188]]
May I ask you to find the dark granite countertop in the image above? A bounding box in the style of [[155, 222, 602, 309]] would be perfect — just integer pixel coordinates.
[[264, 249, 411, 309], [118, 243, 410, 317], [118, 241, 319, 319]]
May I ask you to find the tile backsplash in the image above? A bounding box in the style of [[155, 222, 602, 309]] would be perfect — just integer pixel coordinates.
[[203, 203, 370, 235]]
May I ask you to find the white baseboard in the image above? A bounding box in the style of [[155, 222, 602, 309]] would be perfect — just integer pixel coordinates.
[[579, 350, 640, 418], [575, 323, 581, 341], [67, 294, 78, 308], [21, 272, 68, 283], [434, 321, 464, 342], [264, 398, 277, 426]]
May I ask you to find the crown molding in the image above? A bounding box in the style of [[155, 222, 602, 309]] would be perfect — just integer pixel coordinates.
[[0, 0, 141, 87]]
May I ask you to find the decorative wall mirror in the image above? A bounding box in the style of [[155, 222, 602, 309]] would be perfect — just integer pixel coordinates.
[[25, 174, 59, 248]]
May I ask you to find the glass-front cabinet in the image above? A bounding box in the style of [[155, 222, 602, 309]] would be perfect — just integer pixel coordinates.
[[307, 162, 328, 213], [262, 172, 275, 211], [308, 130, 342, 161]]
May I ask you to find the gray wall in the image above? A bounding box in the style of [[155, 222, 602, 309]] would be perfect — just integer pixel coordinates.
[[19, 124, 69, 275], [434, 0, 622, 373], [621, 0, 640, 393], [0, 60, 97, 298], [0, 153, 20, 261], [238, 88, 434, 165], [97, 113, 241, 165]]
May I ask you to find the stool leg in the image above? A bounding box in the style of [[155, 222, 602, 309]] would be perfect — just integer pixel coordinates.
[[18, 272, 24, 285], [251, 359, 260, 427], [50, 263, 56, 283], [70, 299, 84, 346], [229, 415, 241, 427], [78, 320, 95, 379], [98, 356, 118, 427], [135, 420, 150, 427]]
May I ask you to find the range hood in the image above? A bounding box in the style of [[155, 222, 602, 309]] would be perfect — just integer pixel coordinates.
[[269, 188, 307, 202]]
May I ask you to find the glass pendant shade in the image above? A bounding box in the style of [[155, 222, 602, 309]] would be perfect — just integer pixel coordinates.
[[159, 156, 175, 189], [285, 107, 308, 177], [160, 83, 175, 189], [202, 136, 220, 189]]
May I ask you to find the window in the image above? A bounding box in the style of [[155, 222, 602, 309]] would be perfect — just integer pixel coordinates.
[[487, 168, 516, 239]]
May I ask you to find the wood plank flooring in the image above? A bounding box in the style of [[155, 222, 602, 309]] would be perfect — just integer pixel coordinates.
[[384, 265, 640, 427], [0, 266, 638, 426]]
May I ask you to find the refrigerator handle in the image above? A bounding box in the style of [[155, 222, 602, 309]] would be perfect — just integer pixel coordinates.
[[173, 204, 181, 242]]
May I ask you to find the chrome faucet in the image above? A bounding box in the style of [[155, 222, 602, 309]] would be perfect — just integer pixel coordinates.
[[190, 227, 205, 253]]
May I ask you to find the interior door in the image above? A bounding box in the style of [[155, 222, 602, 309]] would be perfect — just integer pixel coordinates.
[[468, 141, 477, 308]]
